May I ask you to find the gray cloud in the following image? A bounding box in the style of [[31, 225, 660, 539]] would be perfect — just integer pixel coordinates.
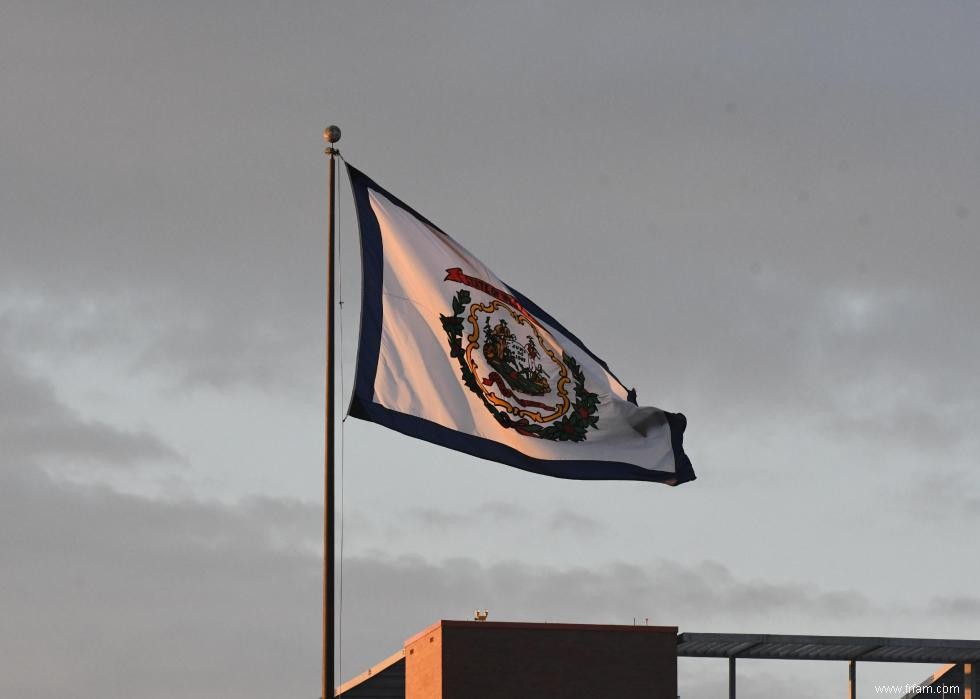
[[2, 1, 979, 415], [405, 501, 533, 529], [0, 468, 320, 699], [476, 501, 531, 522], [930, 597, 980, 618], [549, 509, 606, 536], [891, 471, 980, 521], [406, 507, 473, 529], [0, 290, 321, 392], [664, 276, 980, 453], [404, 503, 599, 538], [0, 346, 177, 467], [2, 457, 975, 698]]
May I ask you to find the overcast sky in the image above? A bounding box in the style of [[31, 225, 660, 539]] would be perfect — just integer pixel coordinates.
[[2, 2, 979, 697]]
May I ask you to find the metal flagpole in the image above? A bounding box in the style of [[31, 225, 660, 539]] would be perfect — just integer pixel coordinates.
[[322, 124, 341, 699]]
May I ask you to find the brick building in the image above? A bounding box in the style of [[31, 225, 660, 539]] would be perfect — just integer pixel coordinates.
[[336, 620, 677, 699]]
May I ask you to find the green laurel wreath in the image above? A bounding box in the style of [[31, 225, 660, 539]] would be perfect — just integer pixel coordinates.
[[440, 289, 600, 442]]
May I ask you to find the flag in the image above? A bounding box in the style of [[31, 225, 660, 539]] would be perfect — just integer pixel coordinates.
[[345, 164, 695, 485]]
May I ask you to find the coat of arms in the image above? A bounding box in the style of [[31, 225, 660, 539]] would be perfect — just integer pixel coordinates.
[[439, 268, 600, 442]]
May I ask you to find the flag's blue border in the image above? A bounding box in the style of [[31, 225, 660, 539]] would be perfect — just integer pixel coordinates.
[[345, 163, 695, 485]]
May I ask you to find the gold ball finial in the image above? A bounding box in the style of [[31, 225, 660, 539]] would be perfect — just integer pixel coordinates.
[[324, 125, 341, 143]]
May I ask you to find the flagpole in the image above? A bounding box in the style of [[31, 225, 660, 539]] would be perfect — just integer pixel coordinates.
[[322, 124, 341, 699]]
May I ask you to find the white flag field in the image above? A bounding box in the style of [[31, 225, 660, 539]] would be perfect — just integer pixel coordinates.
[[346, 164, 694, 486]]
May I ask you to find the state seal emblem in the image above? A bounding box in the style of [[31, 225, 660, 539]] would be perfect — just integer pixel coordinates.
[[439, 268, 600, 441]]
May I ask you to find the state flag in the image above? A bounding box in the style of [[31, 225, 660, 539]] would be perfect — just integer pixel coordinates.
[[346, 164, 694, 485]]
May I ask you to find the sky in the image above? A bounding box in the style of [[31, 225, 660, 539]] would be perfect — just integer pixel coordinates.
[[2, 1, 979, 697]]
